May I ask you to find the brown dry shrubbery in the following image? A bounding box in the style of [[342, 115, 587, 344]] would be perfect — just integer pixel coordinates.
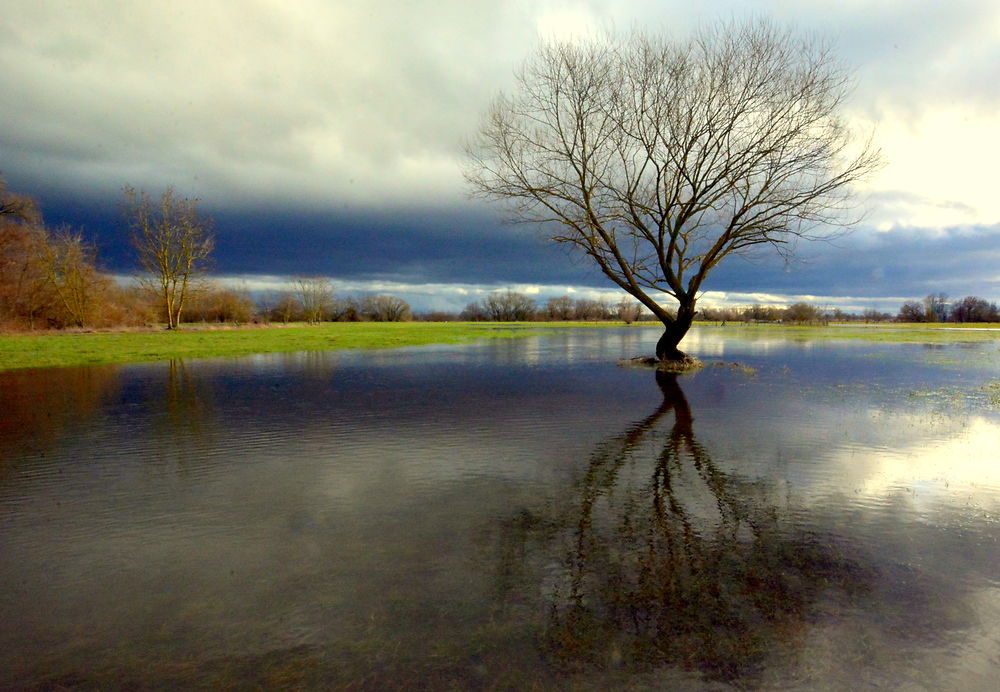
[[0, 179, 153, 330]]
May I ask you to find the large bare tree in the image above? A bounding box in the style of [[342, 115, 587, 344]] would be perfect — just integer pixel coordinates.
[[124, 186, 214, 329], [466, 20, 881, 363]]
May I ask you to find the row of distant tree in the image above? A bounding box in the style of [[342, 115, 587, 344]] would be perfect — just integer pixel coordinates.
[[893, 293, 1000, 323], [698, 294, 1000, 324], [451, 293, 1000, 325], [4, 179, 999, 330], [457, 292, 646, 323]]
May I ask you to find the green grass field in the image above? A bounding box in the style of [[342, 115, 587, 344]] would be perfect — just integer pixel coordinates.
[[1, 321, 999, 372], [0, 322, 555, 371]]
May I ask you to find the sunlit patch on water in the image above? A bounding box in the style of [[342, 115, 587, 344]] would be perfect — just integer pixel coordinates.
[[1, 327, 999, 689]]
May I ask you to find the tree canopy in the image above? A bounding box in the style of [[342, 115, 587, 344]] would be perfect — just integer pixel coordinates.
[[467, 19, 881, 361]]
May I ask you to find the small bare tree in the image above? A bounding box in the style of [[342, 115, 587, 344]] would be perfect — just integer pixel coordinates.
[[33, 228, 109, 328], [482, 290, 537, 321], [362, 294, 412, 322], [123, 186, 214, 329], [545, 295, 575, 320], [296, 276, 335, 323], [271, 291, 303, 323], [617, 297, 642, 324], [467, 19, 881, 363]]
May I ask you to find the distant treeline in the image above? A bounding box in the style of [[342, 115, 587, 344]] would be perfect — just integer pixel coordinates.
[[442, 293, 1000, 324], [3, 180, 998, 330], [892, 293, 1000, 323], [698, 294, 1000, 324]]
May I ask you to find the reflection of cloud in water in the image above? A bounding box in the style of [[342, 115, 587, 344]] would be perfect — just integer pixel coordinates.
[[491, 370, 1000, 688], [493, 372, 878, 683], [845, 416, 1000, 505]]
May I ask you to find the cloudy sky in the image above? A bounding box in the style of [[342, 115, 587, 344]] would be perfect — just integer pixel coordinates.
[[3, 0, 1000, 312]]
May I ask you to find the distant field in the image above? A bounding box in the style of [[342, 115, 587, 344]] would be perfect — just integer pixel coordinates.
[[695, 321, 1000, 343], [2, 321, 1000, 372]]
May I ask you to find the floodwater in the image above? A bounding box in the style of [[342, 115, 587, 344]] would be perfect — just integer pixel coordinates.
[[1, 327, 999, 690]]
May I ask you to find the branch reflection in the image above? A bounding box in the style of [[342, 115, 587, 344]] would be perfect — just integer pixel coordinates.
[[501, 371, 874, 682], [151, 359, 216, 466]]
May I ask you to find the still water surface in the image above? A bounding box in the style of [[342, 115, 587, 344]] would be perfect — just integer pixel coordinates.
[[2, 327, 999, 689]]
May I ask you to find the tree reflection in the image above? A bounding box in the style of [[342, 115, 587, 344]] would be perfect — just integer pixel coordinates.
[[0, 365, 119, 469], [149, 359, 216, 466], [497, 371, 874, 683]]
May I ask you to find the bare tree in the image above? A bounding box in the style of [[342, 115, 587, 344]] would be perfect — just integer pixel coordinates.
[[861, 308, 891, 323], [923, 292, 949, 323], [270, 290, 303, 323], [467, 20, 881, 363], [897, 301, 925, 323], [617, 296, 642, 324], [951, 296, 999, 323], [482, 290, 537, 321], [362, 294, 412, 322], [782, 302, 823, 324], [123, 186, 214, 329], [184, 281, 255, 324], [295, 276, 335, 323], [33, 228, 110, 328], [572, 298, 604, 321], [545, 295, 575, 320]]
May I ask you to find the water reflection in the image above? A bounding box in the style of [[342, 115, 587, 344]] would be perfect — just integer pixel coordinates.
[[2, 331, 1000, 688], [496, 371, 877, 683], [0, 365, 119, 469], [164, 359, 211, 431]]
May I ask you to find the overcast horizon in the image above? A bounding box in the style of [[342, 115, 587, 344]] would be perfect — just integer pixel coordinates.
[[4, 1, 999, 313]]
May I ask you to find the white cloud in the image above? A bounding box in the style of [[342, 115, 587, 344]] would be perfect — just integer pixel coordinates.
[[697, 291, 907, 313], [204, 274, 919, 314], [535, 7, 601, 41], [5, 0, 1000, 253], [864, 106, 1000, 228], [0, 0, 536, 209]]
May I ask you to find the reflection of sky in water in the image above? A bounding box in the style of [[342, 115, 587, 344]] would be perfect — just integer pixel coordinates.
[[1, 327, 999, 688]]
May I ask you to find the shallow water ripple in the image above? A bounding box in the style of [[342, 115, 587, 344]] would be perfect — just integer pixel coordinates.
[[2, 328, 1000, 689]]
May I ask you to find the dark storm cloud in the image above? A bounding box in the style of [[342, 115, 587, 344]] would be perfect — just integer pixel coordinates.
[[705, 224, 1000, 301], [4, 1, 1000, 306], [207, 209, 601, 286], [49, 176, 997, 304], [34, 188, 602, 287]]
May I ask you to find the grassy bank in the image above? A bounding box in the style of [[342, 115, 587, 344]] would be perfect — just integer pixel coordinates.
[[0, 322, 577, 371], [3, 321, 1000, 372]]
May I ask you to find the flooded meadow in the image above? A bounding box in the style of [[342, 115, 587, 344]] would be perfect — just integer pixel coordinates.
[[1, 327, 999, 689]]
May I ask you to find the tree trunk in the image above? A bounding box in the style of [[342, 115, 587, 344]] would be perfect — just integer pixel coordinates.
[[655, 301, 696, 362]]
